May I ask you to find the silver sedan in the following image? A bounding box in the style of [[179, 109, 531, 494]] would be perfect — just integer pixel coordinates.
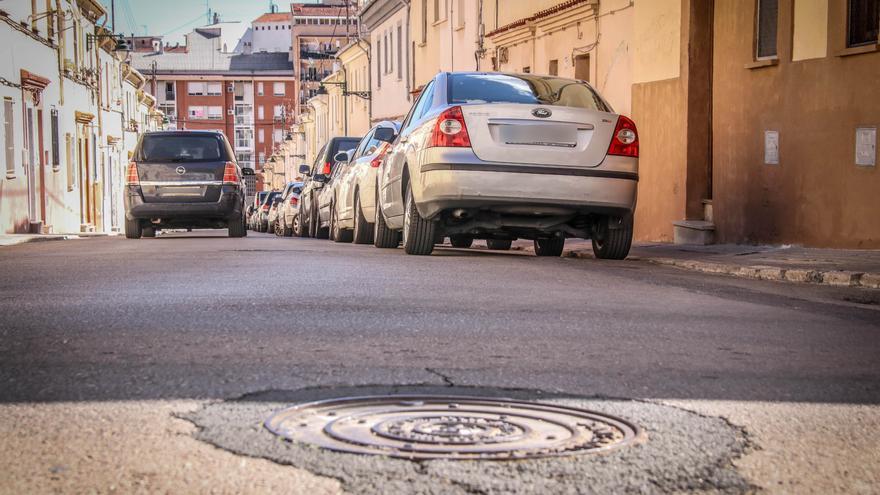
[[376, 72, 639, 258]]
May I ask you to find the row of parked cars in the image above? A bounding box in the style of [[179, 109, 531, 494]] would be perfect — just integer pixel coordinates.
[[252, 71, 639, 259]]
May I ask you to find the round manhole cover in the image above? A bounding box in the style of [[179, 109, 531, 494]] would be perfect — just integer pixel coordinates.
[[265, 395, 640, 460]]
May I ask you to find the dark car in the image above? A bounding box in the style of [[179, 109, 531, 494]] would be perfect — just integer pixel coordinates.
[[124, 131, 253, 238], [296, 136, 361, 238]]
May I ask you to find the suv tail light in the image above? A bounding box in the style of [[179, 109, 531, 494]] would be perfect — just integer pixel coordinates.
[[125, 162, 139, 185], [222, 162, 238, 185], [322, 161, 332, 175], [607, 116, 639, 158], [428, 106, 471, 148], [262, 204, 270, 212], [370, 142, 390, 168], [290, 195, 299, 206]]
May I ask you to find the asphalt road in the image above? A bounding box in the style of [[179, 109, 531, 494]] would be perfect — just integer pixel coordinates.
[[1, 231, 878, 494]]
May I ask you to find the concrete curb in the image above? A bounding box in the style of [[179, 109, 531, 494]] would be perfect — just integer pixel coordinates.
[[0, 232, 119, 247], [512, 245, 880, 289]]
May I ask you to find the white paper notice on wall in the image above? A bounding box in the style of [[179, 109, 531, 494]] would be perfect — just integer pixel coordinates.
[[855, 127, 877, 167], [764, 130, 779, 165]]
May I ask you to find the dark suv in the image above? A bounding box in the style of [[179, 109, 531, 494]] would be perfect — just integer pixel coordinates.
[[297, 136, 361, 238], [124, 131, 254, 238]]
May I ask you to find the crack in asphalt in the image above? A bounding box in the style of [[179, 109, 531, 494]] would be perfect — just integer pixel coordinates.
[[425, 367, 456, 387]]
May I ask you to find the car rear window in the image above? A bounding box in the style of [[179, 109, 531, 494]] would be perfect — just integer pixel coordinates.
[[330, 138, 360, 156], [262, 192, 281, 205], [139, 134, 224, 162], [448, 74, 610, 112]]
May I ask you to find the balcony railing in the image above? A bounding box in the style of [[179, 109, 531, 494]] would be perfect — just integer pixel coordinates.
[[234, 116, 253, 125], [235, 140, 253, 149]]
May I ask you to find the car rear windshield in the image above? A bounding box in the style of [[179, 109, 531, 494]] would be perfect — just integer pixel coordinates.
[[448, 74, 610, 112], [262, 192, 281, 205], [138, 134, 225, 162], [330, 138, 360, 156]]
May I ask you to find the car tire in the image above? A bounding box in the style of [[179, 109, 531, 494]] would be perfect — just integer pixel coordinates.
[[534, 237, 564, 257], [294, 210, 307, 237], [315, 206, 329, 240], [142, 226, 156, 238], [449, 235, 473, 248], [402, 183, 435, 256], [124, 218, 142, 239], [592, 215, 634, 260], [352, 193, 374, 245], [331, 203, 353, 243], [487, 239, 513, 251], [229, 215, 246, 238], [373, 202, 399, 249]]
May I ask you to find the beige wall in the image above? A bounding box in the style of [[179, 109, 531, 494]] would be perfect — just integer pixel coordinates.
[[632, 0, 681, 83], [411, 0, 482, 88], [337, 41, 371, 136], [792, 0, 828, 61], [370, 6, 412, 122]]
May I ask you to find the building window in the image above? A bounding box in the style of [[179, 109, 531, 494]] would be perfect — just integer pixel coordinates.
[[434, 0, 448, 23], [3, 99, 14, 178], [165, 82, 175, 101], [258, 105, 265, 120], [273, 82, 285, 96], [259, 128, 265, 143], [384, 33, 389, 74], [50, 110, 60, 169], [258, 82, 264, 96], [755, 0, 779, 59], [397, 25, 403, 80], [188, 106, 206, 119], [274, 105, 284, 118], [65, 134, 74, 190], [187, 82, 206, 95], [376, 39, 382, 88], [421, 0, 428, 43], [848, 0, 880, 47], [207, 106, 223, 120], [523, 66, 531, 73], [207, 82, 222, 96], [455, 0, 466, 29], [273, 129, 282, 143]]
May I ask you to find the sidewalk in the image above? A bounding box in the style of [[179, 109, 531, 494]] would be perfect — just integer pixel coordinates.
[[0, 232, 118, 247], [512, 240, 880, 289]]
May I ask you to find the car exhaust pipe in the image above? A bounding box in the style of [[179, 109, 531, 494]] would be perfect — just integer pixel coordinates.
[[151, 218, 162, 224], [451, 209, 470, 219]]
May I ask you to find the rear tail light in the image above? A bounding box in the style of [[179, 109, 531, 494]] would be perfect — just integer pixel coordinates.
[[262, 204, 270, 212], [607, 116, 639, 158], [428, 106, 471, 148], [125, 162, 139, 185], [370, 142, 390, 168], [290, 195, 299, 206], [322, 161, 332, 175], [222, 161, 238, 185]]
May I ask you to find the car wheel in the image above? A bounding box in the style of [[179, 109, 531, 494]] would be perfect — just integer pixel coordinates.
[[229, 215, 246, 238], [331, 202, 353, 243], [534, 237, 564, 257], [592, 215, 634, 260], [315, 204, 329, 239], [142, 226, 156, 238], [294, 210, 307, 237], [487, 239, 513, 250], [282, 217, 293, 237], [124, 218, 142, 239], [352, 193, 374, 245], [401, 183, 435, 255], [373, 201, 399, 249], [449, 235, 473, 248]]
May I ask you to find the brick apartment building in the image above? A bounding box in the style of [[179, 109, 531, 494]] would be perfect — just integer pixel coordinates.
[[131, 24, 296, 188]]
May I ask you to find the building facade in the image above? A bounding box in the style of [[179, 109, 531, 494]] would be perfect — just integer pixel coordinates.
[[1, 0, 158, 235]]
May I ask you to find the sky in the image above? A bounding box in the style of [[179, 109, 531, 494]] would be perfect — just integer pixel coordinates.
[[97, 0, 286, 44]]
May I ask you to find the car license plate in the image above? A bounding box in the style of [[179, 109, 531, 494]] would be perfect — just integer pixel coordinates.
[[159, 186, 203, 197]]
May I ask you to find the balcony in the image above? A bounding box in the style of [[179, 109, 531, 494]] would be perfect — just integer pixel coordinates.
[[234, 116, 254, 126], [299, 49, 337, 60], [235, 140, 254, 150]]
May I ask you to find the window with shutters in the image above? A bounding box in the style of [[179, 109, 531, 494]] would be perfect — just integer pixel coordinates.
[[376, 39, 382, 88], [4, 99, 14, 178], [397, 25, 403, 80], [187, 82, 206, 95], [206, 82, 222, 96], [755, 0, 779, 59], [273, 82, 285, 96], [65, 134, 74, 190], [51, 110, 60, 170], [848, 0, 880, 47], [549, 59, 559, 76]]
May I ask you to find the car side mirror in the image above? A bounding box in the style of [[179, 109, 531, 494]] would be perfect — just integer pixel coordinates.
[[374, 127, 396, 143], [299, 164, 311, 175], [313, 173, 327, 183], [333, 151, 349, 163], [241, 167, 255, 176]]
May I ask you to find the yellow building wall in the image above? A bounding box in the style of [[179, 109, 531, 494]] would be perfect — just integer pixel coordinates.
[[633, 0, 681, 83]]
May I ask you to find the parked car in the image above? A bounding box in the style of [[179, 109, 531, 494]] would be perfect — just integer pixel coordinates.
[[268, 195, 284, 236], [124, 130, 253, 239], [297, 136, 362, 238], [376, 71, 639, 258], [248, 191, 269, 230], [316, 147, 357, 242], [279, 182, 305, 236], [256, 191, 282, 232], [322, 121, 401, 244]]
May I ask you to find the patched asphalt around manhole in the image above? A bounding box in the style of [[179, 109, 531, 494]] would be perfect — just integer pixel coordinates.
[[183, 386, 754, 494]]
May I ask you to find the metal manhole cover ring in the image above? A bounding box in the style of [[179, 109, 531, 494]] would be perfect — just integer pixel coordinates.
[[265, 395, 640, 460]]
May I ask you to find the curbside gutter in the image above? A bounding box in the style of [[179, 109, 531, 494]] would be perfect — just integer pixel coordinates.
[[0, 232, 119, 248]]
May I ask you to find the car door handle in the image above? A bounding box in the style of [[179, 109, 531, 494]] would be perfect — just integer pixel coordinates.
[[399, 137, 408, 144]]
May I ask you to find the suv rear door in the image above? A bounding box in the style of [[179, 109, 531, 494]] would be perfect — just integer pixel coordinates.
[[135, 133, 232, 203]]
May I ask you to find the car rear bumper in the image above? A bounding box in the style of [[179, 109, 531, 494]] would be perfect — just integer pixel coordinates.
[[125, 186, 243, 221], [413, 150, 638, 219]]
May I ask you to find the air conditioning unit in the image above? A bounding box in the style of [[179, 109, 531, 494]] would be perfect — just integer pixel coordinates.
[[227, 84, 234, 92], [498, 47, 509, 64], [227, 108, 234, 115]]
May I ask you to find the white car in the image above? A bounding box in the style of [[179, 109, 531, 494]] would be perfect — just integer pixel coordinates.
[[324, 121, 401, 244], [279, 181, 304, 237], [376, 72, 639, 258]]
